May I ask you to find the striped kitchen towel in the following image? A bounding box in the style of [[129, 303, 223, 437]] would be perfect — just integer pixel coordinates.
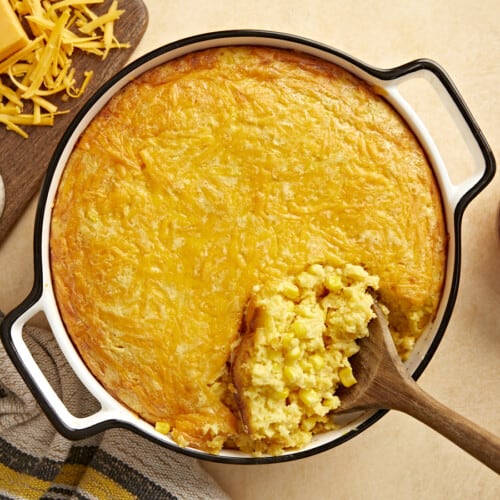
[[0, 312, 230, 500]]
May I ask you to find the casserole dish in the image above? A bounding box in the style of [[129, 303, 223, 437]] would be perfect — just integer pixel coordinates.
[[0, 30, 495, 464]]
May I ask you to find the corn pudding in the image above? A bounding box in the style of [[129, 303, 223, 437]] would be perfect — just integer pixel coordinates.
[[50, 46, 447, 454]]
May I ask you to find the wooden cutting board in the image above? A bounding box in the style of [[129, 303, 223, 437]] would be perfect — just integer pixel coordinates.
[[0, 0, 148, 244]]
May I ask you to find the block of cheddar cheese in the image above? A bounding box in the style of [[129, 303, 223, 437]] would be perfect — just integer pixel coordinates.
[[0, 0, 29, 62]]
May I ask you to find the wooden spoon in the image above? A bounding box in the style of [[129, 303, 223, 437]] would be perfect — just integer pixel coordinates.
[[334, 301, 500, 473]]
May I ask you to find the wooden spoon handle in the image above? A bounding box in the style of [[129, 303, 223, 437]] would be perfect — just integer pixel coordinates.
[[393, 378, 500, 473]]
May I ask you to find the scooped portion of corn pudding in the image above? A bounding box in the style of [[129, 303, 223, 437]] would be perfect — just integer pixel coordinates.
[[232, 264, 378, 455], [50, 46, 446, 455]]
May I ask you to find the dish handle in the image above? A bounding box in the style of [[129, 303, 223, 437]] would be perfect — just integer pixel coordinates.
[[1, 295, 119, 440], [388, 59, 495, 210]]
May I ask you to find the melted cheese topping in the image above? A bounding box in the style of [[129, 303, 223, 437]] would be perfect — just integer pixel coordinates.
[[50, 46, 447, 453]]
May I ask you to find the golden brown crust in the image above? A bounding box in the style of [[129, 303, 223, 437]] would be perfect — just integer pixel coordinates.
[[50, 46, 446, 453]]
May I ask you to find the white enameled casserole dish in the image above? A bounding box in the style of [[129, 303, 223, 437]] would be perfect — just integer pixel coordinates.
[[1, 30, 495, 464]]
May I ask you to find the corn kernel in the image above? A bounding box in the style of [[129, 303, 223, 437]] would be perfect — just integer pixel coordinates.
[[301, 416, 317, 431], [155, 421, 171, 434], [268, 349, 282, 362], [310, 353, 325, 369], [325, 273, 342, 291], [279, 281, 300, 300], [286, 345, 301, 362], [274, 388, 289, 400], [323, 395, 341, 410], [339, 366, 357, 387], [344, 342, 360, 357], [282, 333, 298, 349], [344, 263, 370, 280], [289, 320, 308, 338], [308, 263, 326, 278], [298, 388, 320, 408], [283, 365, 301, 383]]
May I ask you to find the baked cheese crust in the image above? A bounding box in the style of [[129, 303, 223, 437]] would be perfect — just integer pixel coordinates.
[[50, 46, 446, 454]]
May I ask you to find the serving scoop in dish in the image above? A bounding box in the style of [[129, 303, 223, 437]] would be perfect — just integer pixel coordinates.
[[334, 300, 500, 473], [0, 30, 496, 464]]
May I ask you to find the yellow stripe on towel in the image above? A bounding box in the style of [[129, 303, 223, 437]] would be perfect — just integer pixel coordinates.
[[52, 462, 87, 487], [0, 461, 137, 499], [62, 464, 137, 500], [0, 463, 50, 499], [54, 463, 137, 499]]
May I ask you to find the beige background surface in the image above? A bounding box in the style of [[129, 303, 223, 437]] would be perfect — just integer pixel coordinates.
[[1, 1, 499, 498]]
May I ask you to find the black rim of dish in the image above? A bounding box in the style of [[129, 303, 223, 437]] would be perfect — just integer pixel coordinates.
[[0, 29, 496, 464]]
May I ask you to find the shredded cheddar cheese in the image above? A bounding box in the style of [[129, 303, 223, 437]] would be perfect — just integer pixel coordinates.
[[0, 0, 129, 137]]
